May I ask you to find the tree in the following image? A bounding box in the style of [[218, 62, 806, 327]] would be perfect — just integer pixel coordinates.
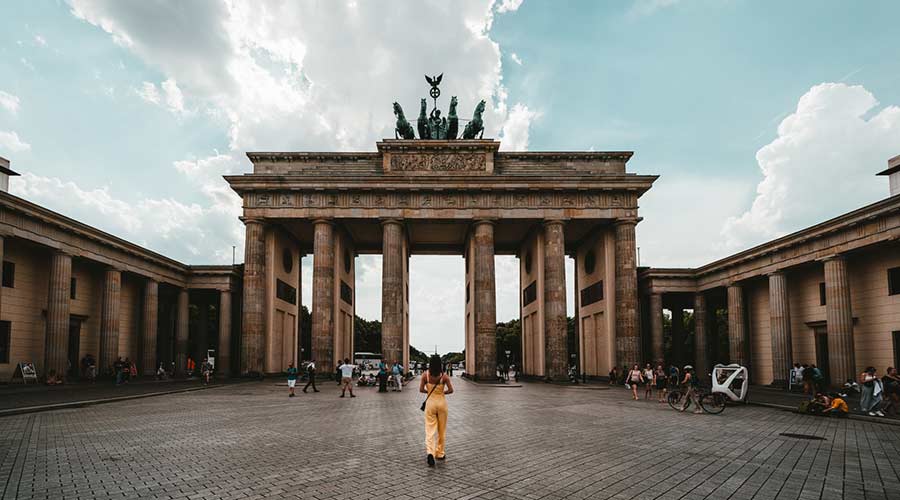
[[496, 318, 521, 366]]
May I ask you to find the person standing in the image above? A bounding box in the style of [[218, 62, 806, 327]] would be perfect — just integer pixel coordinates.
[[114, 357, 124, 385], [286, 362, 298, 397], [655, 363, 667, 403], [303, 359, 320, 393], [377, 363, 388, 393], [392, 361, 403, 392], [339, 358, 356, 398], [419, 354, 454, 467]]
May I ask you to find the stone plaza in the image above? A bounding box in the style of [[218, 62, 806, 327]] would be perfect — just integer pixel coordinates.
[[2, 381, 900, 499]]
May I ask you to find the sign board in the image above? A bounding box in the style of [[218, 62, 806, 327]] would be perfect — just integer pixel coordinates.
[[11, 362, 37, 384]]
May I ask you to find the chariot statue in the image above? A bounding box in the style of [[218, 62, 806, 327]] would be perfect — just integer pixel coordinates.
[[391, 74, 485, 140]]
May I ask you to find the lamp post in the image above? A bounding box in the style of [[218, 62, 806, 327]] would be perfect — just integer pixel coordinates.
[[570, 353, 577, 384]]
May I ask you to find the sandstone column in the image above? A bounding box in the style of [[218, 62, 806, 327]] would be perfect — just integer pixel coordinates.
[[218, 290, 232, 377], [727, 283, 746, 366], [381, 219, 404, 369], [174, 288, 189, 377], [0, 235, 4, 320], [614, 219, 641, 368], [312, 219, 336, 370], [768, 272, 793, 387], [543, 220, 568, 380], [473, 221, 497, 380], [241, 219, 266, 375], [649, 293, 664, 364], [98, 267, 122, 374], [694, 293, 708, 379], [44, 251, 72, 380], [824, 256, 854, 385], [141, 278, 159, 376]]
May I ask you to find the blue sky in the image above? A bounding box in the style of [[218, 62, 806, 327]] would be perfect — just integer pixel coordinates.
[[2, 1, 899, 353]]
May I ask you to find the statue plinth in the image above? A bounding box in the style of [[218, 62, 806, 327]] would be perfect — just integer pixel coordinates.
[[377, 140, 500, 175]]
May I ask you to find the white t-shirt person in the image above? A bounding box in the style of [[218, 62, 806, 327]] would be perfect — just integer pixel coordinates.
[[339, 363, 356, 379]]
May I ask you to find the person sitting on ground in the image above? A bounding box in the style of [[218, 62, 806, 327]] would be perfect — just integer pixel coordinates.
[[805, 392, 829, 415], [881, 367, 900, 416], [822, 392, 849, 418]]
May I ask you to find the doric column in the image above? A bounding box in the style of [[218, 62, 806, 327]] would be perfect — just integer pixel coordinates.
[[614, 219, 641, 368], [218, 290, 232, 377], [312, 219, 336, 369], [141, 278, 159, 376], [824, 256, 854, 385], [768, 272, 793, 387], [98, 268, 122, 375], [693, 293, 708, 379], [543, 220, 568, 380], [649, 293, 664, 364], [174, 288, 189, 377], [381, 219, 404, 368], [44, 251, 72, 380], [727, 283, 746, 366], [241, 219, 266, 374], [0, 235, 5, 320], [473, 220, 497, 380]]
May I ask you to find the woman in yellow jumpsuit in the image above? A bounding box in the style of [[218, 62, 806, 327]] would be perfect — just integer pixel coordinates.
[[419, 354, 454, 467]]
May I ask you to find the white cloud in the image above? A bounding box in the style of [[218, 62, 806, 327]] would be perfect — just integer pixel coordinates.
[[499, 103, 539, 151], [10, 154, 243, 263], [495, 0, 524, 13], [0, 131, 31, 152], [0, 91, 20, 114], [721, 83, 900, 252], [34, 35, 48, 47], [67, 0, 534, 152], [20, 58, 35, 71], [510, 52, 522, 65], [136, 78, 186, 114]]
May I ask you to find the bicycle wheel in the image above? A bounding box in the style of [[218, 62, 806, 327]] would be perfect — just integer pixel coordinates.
[[667, 390, 688, 411], [700, 392, 726, 414]]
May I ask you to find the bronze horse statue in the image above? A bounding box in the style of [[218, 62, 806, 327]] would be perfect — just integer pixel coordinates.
[[393, 102, 415, 140], [447, 96, 459, 139], [463, 100, 486, 139]]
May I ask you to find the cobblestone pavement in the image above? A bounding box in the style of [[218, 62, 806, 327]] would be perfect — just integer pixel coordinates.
[[2, 376, 899, 500]]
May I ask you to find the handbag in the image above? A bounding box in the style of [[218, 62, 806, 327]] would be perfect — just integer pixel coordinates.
[[420, 376, 439, 412]]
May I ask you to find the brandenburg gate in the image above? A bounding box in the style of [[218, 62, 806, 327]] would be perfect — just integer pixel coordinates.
[[225, 82, 656, 381]]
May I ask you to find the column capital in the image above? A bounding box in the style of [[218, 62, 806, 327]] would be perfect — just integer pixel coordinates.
[[312, 217, 335, 226], [542, 218, 567, 227], [472, 218, 496, 227], [726, 281, 743, 289], [240, 217, 266, 226], [613, 217, 641, 227], [380, 217, 404, 227], [819, 253, 846, 263]]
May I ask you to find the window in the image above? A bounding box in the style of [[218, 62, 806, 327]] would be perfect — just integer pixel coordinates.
[[70, 278, 77, 300], [580, 280, 604, 306], [819, 282, 826, 306], [340, 280, 352, 305], [523, 280, 537, 307], [889, 267, 900, 296], [0, 321, 10, 363], [275, 279, 297, 305], [894, 331, 900, 371], [2, 261, 14, 288]]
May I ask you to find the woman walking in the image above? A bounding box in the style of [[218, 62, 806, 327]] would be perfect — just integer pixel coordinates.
[[419, 354, 454, 467], [643, 363, 655, 400], [655, 363, 667, 402], [627, 364, 643, 400]]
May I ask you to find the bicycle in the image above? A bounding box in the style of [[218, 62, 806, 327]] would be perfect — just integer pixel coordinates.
[[667, 386, 726, 414]]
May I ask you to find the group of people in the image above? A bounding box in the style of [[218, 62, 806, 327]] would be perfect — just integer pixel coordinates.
[[616, 363, 703, 414], [286, 359, 410, 397], [856, 366, 900, 417], [792, 363, 900, 417]]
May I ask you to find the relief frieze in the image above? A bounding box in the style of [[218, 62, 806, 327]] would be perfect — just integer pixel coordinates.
[[389, 152, 486, 172]]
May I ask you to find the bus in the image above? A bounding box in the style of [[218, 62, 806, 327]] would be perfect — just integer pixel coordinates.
[[354, 352, 382, 371]]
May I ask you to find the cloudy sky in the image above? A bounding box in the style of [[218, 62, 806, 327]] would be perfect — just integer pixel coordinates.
[[2, 0, 899, 353]]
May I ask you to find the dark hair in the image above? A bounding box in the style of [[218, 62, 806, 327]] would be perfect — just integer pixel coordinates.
[[428, 355, 443, 379]]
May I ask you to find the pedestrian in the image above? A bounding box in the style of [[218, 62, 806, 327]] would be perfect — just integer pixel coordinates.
[[810, 364, 825, 393], [336, 362, 342, 385], [655, 363, 667, 402], [392, 361, 403, 392], [679, 365, 703, 414], [668, 364, 680, 390], [286, 362, 298, 397], [609, 366, 619, 386], [882, 367, 900, 416], [627, 364, 643, 400], [201, 358, 213, 385], [339, 358, 356, 398], [303, 359, 320, 393], [643, 363, 654, 400], [378, 363, 388, 393], [859, 366, 885, 416], [114, 357, 124, 385], [186, 356, 195, 377], [419, 354, 454, 467]]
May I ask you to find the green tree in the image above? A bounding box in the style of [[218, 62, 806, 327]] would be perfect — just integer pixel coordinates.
[[496, 318, 521, 366]]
